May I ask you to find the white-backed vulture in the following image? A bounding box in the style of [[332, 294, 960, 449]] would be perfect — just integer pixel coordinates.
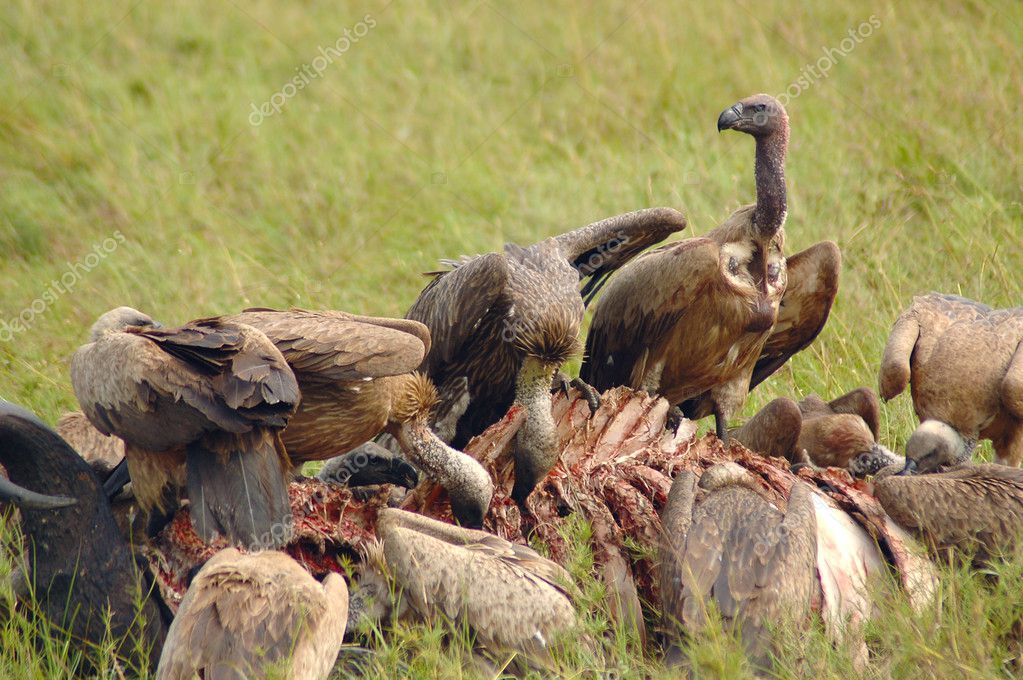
[[155, 547, 348, 680], [223, 308, 493, 526], [406, 208, 688, 506], [658, 463, 817, 667], [355, 508, 578, 667], [874, 461, 1023, 565], [582, 94, 840, 441], [70, 307, 299, 548], [733, 388, 899, 476], [879, 293, 1023, 467]]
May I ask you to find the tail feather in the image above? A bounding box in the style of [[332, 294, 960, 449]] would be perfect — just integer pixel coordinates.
[[185, 430, 292, 549]]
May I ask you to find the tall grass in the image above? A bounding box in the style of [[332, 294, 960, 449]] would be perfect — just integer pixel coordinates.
[[1, 0, 1021, 676]]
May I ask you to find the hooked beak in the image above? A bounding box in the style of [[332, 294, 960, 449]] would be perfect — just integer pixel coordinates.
[[717, 103, 742, 132], [0, 476, 76, 509], [896, 458, 918, 476]]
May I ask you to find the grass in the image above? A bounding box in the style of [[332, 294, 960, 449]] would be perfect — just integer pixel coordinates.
[[0, 0, 1021, 676]]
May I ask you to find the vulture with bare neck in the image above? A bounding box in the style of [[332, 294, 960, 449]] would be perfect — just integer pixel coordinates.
[[223, 308, 493, 527], [581, 95, 841, 440], [879, 293, 1023, 468], [71, 307, 299, 548], [407, 207, 688, 506]]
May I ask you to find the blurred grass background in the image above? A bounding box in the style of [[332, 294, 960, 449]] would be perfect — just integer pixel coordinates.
[[0, 0, 1021, 676]]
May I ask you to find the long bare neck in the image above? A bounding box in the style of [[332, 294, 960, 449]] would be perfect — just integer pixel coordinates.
[[752, 130, 788, 238]]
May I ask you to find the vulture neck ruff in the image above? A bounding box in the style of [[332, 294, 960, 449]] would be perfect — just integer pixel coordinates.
[[752, 128, 788, 239]]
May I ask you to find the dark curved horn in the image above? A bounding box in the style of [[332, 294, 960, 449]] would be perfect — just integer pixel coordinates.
[[0, 476, 76, 509]]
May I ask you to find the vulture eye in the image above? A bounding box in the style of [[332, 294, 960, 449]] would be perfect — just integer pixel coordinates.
[[767, 263, 781, 283], [727, 257, 740, 276], [752, 103, 767, 113]]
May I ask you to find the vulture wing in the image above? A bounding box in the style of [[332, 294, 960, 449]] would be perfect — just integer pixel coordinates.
[[549, 207, 687, 303], [749, 241, 841, 390], [581, 238, 720, 391], [380, 525, 577, 663], [229, 308, 429, 384], [875, 464, 1023, 554], [406, 252, 510, 374], [826, 387, 882, 440], [71, 322, 298, 451], [155, 549, 345, 680]]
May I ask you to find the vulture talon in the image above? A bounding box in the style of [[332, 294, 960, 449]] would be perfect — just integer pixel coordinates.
[[551, 372, 572, 400], [666, 406, 685, 434], [570, 377, 601, 416]]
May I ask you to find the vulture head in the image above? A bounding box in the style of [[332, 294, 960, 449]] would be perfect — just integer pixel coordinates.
[[900, 419, 974, 474], [88, 305, 161, 340], [717, 93, 788, 138]]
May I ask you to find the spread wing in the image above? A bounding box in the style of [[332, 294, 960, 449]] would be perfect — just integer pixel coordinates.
[[549, 207, 688, 302], [229, 308, 429, 383], [155, 550, 333, 679], [406, 252, 510, 375], [750, 241, 841, 390], [581, 238, 720, 391]]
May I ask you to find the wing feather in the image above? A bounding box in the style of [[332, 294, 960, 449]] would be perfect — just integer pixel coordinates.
[[581, 238, 720, 391], [750, 241, 841, 390]]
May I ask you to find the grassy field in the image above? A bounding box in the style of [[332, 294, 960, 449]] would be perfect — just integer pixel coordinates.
[[1, 0, 1021, 676]]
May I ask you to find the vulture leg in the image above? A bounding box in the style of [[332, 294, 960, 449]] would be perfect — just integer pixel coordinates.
[[102, 458, 131, 499], [552, 373, 601, 416], [713, 404, 729, 444], [551, 372, 573, 400], [570, 377, 601, 416]]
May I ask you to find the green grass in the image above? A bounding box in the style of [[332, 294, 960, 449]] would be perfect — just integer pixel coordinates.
[[1, 0, 1021, 676]]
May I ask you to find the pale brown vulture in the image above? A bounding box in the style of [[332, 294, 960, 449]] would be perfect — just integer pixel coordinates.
[[659, 463, 817, 668], [879, 293, 1023, 467], [354, 508, 578, 669], [70, 307, 299, 548], [155, 547, 348, 680], [224, 308, 493, 527], [581, 94, 841, 441]]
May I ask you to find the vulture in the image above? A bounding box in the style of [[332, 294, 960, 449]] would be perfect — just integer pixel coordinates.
[[0, 400, 170, 673], [873, 455, 1023, 565], [879, 294, 1023, 467], [733, 387, 899, 476], [658, 463, 818, 668], [353, 508, 579, 668], [155, 548, 348, 680], [407, 207, 688, 506], [581, 94, 841, 441], [223, 308, 493, 527], [70, 307, 299, 548]]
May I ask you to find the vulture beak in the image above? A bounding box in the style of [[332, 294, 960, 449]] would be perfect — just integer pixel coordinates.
[[896, 458, 918, 476], [717, 103, 742, 132], [0, 476, 76, 509]]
